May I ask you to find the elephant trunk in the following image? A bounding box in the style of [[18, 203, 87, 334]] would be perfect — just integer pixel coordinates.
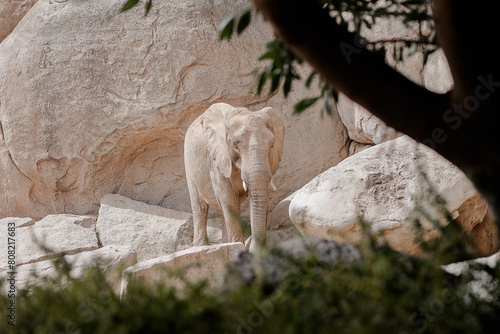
[[244, 150, 271, 250]]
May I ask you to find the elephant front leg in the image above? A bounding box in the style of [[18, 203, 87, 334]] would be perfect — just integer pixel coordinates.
[[192, 201, 209, 246], [216, 193, 245, 244], [220, 213, 228, 244], [220, 203, 245, 244], [188, 181, 210, 246]]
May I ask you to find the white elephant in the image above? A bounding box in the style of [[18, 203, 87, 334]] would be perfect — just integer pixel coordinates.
[[184, 103, 285, 252]]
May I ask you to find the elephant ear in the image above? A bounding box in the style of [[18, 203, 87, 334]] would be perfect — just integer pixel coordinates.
[[201, 103, 233, 178], [262, 107, 285, 175]]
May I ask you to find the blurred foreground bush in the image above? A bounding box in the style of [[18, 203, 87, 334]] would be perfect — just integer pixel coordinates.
[[1, 221, 499, 334]]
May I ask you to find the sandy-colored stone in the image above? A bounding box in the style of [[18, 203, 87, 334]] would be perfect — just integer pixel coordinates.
[[348, 141, 373, 156], [0, 0, 37, 43], [0, 0, 348, 220], [40, 213, 97, 230], [0, 214, 99, 270], [290, 136, 498, 256], [120, 242, 245, 295], [267, 226, 302, 246], [268, 192, 295, 230], [337, 93, 403, 145], [1, 245, 137, 293], [0, 217, 35, 228], [96, 194, 194, 262]]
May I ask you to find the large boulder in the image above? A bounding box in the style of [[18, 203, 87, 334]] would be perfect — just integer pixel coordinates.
[[0, 0, 348, 220], [289, 136, 499, 256], [96, 194, 194, 262]]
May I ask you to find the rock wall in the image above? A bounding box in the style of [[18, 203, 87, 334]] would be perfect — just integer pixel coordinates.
[[0, 0, 37, 43], [0, 0, 348, 219]]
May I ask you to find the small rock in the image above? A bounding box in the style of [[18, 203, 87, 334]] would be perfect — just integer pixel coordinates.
[[96, 194, 194, 262], [121, 242, 245, 296]]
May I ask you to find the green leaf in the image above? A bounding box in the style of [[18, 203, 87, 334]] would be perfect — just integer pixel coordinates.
[[284, 72, 293, 97], [219, 15, 236, 40], [259, 50, 278, 61], [407, 42, 418, 56], [121, 0, 140, 12], [294, 97, 319, 114], [257, 66, 272, 95], [325, 95, 333, 115], [305, 71, 316, 88], [270, 73, 281, 94], [145, 0, 153, 16], [237, 10, 251, 35]]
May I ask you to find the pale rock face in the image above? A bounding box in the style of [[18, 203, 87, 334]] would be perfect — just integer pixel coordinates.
[[96, 194, 194, 262], [121, 242, 245, 295], [289, 136, 498, 256], [1, 245, 137, 293], [339, 21, 454, 150], [0, 214, 99, 270], [0, 0, 348, 220], [348, 141, 373, 156], [337, 93, 403, 145], [0, 0, 37, 42], [268, 192, 296, 230], [0, 216, 35, 228], [267, 225, 302, 246]]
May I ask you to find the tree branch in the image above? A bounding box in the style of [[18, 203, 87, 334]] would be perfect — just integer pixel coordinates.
[[253, 0, 450, 143]]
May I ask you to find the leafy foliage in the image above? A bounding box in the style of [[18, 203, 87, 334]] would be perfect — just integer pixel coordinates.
[[2, 218, 499, 333]]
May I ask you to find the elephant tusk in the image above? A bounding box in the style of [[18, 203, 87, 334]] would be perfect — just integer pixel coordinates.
[[270, 178, 277, 192], [243, 181, 248, 192]]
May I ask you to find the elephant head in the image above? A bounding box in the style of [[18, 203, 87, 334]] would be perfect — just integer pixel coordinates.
[[202, 103, 285, 250]]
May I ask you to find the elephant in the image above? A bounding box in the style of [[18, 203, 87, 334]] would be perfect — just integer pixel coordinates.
[[184, 102, 285, 252]]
